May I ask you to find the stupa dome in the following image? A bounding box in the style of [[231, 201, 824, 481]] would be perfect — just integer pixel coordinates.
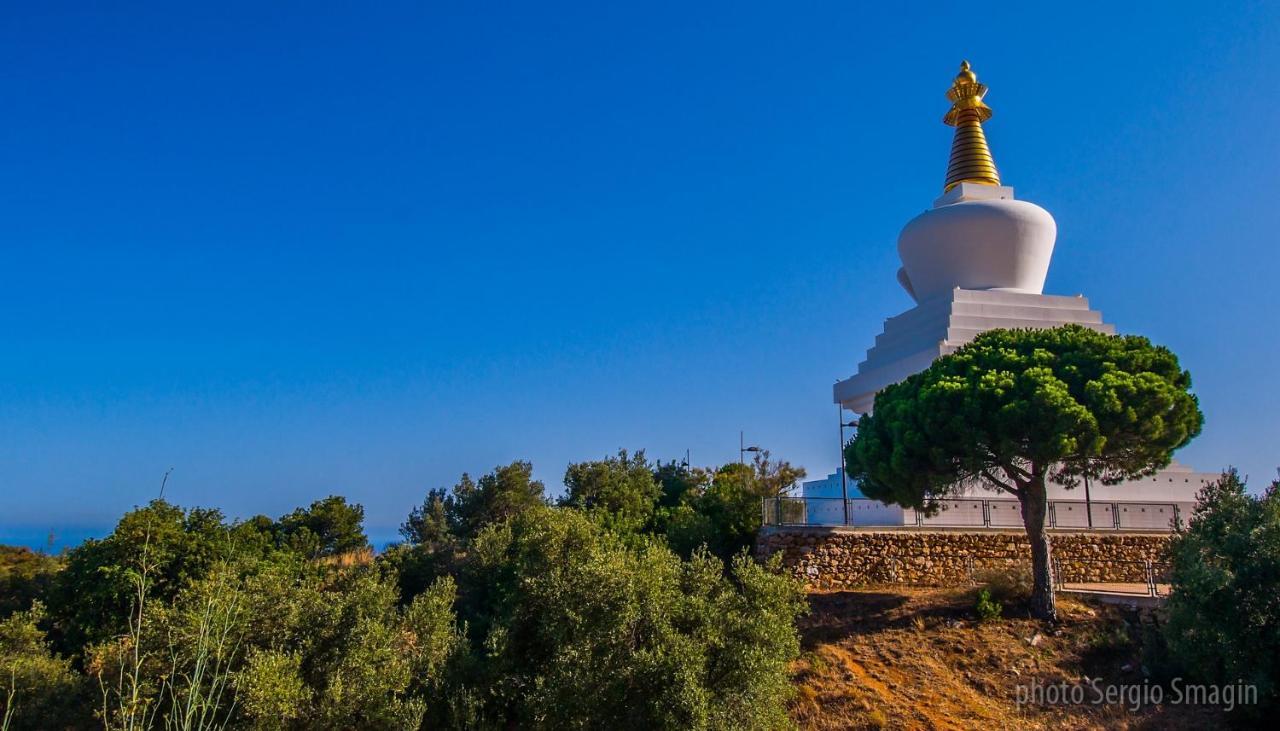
[[898, 192, 1056, 302]]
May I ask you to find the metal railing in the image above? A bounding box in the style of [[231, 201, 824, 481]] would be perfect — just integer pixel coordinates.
[[763, 496, 1185, 532], [1052, 557, 1173, 598]]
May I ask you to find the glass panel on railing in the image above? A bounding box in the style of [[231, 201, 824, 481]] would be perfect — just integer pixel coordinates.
[[988, 500, 1023, 527], [1116, 503, 1179, 530], [920, 499, 985, 526]]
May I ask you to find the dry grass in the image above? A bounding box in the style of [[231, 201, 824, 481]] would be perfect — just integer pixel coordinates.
[[318, 547, 374, 568], [790, 587, 1223, 730]]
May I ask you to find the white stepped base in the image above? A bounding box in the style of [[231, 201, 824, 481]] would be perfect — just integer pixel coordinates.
[[834, 289, 1113, 413]]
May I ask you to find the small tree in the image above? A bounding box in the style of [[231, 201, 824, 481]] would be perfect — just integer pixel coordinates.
[[561, 449, 661, 534], [448, 462, 547, 543], [1164, 470, 1280, 719], [846, 325, 1202, 620], [400, 488, 453, 547], [653, 460, 701, 508], [276, 495, 369, 558], [659, 453, 806, 560], [391, 462, 549, 601]]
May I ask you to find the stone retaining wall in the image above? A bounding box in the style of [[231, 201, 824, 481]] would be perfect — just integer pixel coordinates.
[[757, 527, 1173, 590]]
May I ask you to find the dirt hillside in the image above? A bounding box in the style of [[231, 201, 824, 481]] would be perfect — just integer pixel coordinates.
[[790, 587, 1225, 730]]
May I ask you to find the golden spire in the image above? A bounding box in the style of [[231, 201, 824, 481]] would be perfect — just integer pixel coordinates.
[[942, 60, 1001, 192]]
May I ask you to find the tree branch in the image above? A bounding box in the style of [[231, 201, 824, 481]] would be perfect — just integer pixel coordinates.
[[998, 459, 1032, 482], [980, 469, 1023, 498]]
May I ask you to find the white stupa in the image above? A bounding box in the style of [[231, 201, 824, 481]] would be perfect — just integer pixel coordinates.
[[831, 62, 1214, 512]]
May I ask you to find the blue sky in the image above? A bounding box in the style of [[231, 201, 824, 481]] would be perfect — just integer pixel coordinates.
[[2, 2, 1277, 544]]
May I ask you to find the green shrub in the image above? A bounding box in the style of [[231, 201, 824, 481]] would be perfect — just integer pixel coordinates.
[[275, 496, 369, 558], [0, 547, 61, 619], [442, 506, 805, 730], [657, 502, 717, 558], [74, 553, 462, 731], [663, 457, 804, 561], [1164, 470, 1280, 720], [445, 462, 547, 544], [561, 449, 662, 536], [393, 461, 549, 602], [974, 588, 1002, 622], [47, 500, 238, 653], [237, 649, 311, 729], [229, 560, 461, 730], [0, 602, 86, 730]]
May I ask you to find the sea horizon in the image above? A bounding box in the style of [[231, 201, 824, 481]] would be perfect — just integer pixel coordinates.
[[0, 525, 405, 554]]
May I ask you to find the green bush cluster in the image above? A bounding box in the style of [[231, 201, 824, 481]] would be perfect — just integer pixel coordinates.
[[0, 603, 83, 730], [973, 588, 1002, 622], [1162, 469, 1280, 721], [0, 547, 60, 618], [0, 452, 806, 730], [440, 507, 804, 729]]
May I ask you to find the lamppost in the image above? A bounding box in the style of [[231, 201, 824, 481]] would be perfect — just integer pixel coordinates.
[[739, 431, 761, 465], [741, 431, 765, 522], [838, 408, 859, 526], [1083, 469, 1094, 529]]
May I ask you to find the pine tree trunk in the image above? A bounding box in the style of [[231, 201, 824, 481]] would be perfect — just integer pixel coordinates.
[[1019, 476, 1058, 622]]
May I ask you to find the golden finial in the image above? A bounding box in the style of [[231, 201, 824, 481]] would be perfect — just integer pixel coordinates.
[[942, 60, 1001, 192]]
